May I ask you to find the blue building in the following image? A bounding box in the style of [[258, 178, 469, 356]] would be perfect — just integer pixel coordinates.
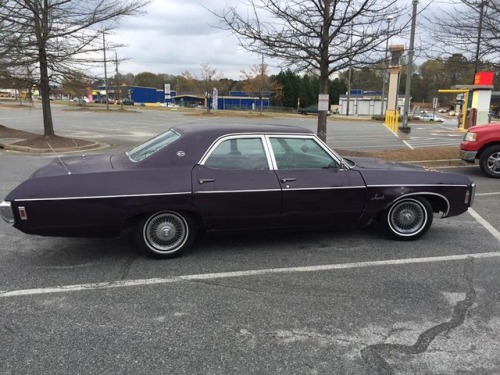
[[95, 85, 176, 104], [94, 85, 272, 110]]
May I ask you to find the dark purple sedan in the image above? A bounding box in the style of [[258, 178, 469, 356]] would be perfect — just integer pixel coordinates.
[[1, 124, 475, 258]]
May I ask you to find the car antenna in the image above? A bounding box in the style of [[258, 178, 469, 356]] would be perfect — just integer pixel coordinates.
[[72, 139, 86, 158], [47, 142, 72, 175]]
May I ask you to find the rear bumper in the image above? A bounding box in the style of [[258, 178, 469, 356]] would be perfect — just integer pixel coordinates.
[[460, 149, 477, 163], [0, 201, 14, 224]]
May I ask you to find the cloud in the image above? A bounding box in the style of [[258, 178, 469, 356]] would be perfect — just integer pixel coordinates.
[[105, 0, 264, 78]]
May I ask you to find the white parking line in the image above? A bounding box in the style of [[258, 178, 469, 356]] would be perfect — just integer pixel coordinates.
[[468, 208, 500, 242], [2, 251, 500, 299], [403, 140, 414, 149], [476, 192, 500, 196]]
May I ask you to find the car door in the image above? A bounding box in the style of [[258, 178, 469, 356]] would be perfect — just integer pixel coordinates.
[[268, 136, 367, 228], [192, 136, 282, 230]]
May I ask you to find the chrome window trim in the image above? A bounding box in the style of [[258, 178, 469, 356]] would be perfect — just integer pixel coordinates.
[[126, 129, 181, 163], [264, 134, 345, 170], [199, 134, 272, 168], [198, 132, 345, 171]]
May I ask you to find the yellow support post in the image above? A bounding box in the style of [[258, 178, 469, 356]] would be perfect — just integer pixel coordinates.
[[384, 110, 399, 133]]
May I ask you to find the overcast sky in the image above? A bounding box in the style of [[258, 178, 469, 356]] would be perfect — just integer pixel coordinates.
[[108, 0, 446, 80], [109, 0, 256, 79]]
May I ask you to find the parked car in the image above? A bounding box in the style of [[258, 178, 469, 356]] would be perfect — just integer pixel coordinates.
[[98, 97, 115, 104], [72, 97, 89, 103], [1, 124, 475, 258], [416, 113, 445, 122], [460, 123, 500, 178], [121, 98, 134, 105], [298, 106, 331, 115]]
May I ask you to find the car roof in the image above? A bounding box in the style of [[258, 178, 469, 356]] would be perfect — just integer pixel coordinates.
[[171, 123, 313, 139], [122, 123, 315, 168]]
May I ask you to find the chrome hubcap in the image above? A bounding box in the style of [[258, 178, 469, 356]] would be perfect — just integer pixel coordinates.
[[144, 212, 187, 253], [157, 223, 175, 241], [487, 152, 500, 174], [401, 210, 414, 223], [389, 200, 426, 235]]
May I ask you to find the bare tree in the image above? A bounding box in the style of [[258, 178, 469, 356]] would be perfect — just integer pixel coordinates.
[[0, 0, 150, 136], [182, 63, 223, 113], [429, 0, 499, 72], [212, 0, 406, 140], [241, 59, 283, 113]]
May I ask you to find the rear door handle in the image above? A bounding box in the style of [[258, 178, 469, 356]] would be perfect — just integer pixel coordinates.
[[198, 179, 215, 184], [280, 178, 296, 183]]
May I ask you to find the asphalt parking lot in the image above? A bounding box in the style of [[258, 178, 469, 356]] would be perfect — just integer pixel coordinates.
[[1, 105, 500, 374]]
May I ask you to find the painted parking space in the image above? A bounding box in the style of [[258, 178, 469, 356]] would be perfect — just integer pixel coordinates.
[[2, 107, 500, 374]]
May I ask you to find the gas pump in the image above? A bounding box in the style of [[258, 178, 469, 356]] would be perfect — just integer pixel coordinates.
[[466, 108, 477, 129]]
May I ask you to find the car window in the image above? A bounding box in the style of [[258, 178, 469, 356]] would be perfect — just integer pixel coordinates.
[[270, 137, 338, 170], [127, 130, 180, 162], [204, 138, 269, 170]]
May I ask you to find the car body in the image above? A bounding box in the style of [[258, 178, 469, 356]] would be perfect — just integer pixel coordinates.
[[298, 106, 331, 115], [121, 98, 134, 105], [416, 113, 445, 122], [72, 97, 90, 103], [98, 97, 115, 104], [460, 123, 500, 178], [1, 124, 475, 258]]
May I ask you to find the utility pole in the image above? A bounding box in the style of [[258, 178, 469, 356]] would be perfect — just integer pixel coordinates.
[[380, 16, 393, 116], [401, 0, 418, 135], [260, 55, 264, 113], [474, 0, 488, 76], [346, 24, 353, 117], [103, 31, 109, 110]]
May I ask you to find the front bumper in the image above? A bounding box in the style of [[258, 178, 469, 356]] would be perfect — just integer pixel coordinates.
[[460, 149, 477, 163], [0, 201, 14, 224]]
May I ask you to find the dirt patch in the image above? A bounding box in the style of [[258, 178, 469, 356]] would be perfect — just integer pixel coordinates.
[[0, 125, 95, 150]]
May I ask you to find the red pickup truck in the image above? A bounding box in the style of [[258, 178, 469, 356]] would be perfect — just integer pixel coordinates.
[[460, 123, 500, 178]]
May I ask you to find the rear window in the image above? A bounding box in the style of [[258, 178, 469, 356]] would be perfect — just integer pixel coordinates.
[[127, 130, 180, 162]]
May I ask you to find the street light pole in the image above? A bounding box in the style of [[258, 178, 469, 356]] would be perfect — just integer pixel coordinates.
[[401, 0, 418, 134], [346, 24, 353, 117], [380, 16, 393, 116], [103, 31, 109, 110], [474, 0, 488, 76]]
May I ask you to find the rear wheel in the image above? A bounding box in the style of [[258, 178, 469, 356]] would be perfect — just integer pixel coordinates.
[[381, 197, 433, 240], [136, 211, 195, 258], [479, 145, 500, 178]]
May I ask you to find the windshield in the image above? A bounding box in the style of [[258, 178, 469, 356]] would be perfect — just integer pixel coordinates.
[[127, 130, 180, 162]]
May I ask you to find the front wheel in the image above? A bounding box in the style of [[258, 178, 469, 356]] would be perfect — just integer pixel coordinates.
[[380, 197, 433, 241], [136, 211, 196, 258], [479, 145, 500, 178]]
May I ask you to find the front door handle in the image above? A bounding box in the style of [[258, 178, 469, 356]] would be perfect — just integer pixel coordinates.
[[198, 179, 215, 184], [280, 178, 296, 183]]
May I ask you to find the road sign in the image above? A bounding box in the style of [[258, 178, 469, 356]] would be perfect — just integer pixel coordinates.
[[318, 94, 329, 111]]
